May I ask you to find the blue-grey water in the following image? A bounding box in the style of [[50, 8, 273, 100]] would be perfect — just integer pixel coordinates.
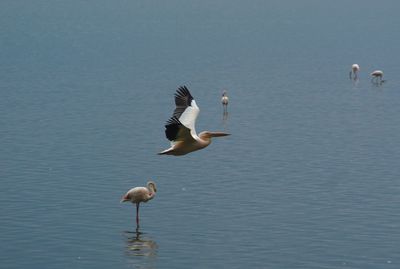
[[1, 1, 400, 268]]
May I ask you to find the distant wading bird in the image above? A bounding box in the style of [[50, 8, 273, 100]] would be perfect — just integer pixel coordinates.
[[221, 90, 229, 113], [370, 70, 384, 83], [121, 181, 157, 228], [159, 86, 230, 156], [349, 64, 360, 80]]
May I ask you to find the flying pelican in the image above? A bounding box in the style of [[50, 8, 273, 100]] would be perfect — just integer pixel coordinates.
[[159, 86, 230, 156], [349, 64, 360, 79], [221, 90, 229, 113], [370, 70, 384, 82], [121, 181, 157, 228]]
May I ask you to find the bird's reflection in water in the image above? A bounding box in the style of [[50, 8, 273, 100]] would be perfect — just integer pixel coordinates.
[[123, 229, 158, 258], [351, 77, 360, 88], [222, 111, 229, 129], [372, 80, 386, 87]]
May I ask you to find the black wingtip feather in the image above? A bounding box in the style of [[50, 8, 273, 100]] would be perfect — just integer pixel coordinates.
[[175, 85, 194, 105], [165, 116, 182, 141]]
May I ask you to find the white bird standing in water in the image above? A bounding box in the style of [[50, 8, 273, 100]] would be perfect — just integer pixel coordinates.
[[349, 64, 360, 80], [121, 181, 157, 228], [221, 90, 229, 113], [159, 86, 230, 156], [370, 70, 384, 83]]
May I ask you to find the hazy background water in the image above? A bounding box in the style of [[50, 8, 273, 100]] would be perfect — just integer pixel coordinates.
[[1, 1, 400, 268]]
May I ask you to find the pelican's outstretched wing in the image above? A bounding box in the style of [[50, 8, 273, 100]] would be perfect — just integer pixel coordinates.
[[164, 117, 196, 144], [173, 86, 194, 118], [170, 86, 200, 139]]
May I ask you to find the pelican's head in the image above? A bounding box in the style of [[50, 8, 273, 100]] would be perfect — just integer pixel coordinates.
[[199, 131, 230, 140], [222, 90, 227, 97]]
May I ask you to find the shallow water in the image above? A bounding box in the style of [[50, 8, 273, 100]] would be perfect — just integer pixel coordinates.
[[1, 1, 400, 268]]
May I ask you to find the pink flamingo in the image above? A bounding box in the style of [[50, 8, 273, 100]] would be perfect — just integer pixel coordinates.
[[349, 64, 360, 80], [121, 181, 157, 228]]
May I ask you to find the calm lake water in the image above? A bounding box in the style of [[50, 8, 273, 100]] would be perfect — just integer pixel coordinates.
[[1, 1, 400, 268]]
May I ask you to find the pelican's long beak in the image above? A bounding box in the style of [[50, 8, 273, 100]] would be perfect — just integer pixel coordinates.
[[210, 132, 231, 137], [120, 196, 129, 203]]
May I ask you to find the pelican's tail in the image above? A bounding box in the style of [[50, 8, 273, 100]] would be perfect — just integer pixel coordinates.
[[158, 147, 175, 155]]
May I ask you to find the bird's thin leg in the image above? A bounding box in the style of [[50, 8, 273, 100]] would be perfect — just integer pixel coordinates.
[[136, 203, 140, 229]]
